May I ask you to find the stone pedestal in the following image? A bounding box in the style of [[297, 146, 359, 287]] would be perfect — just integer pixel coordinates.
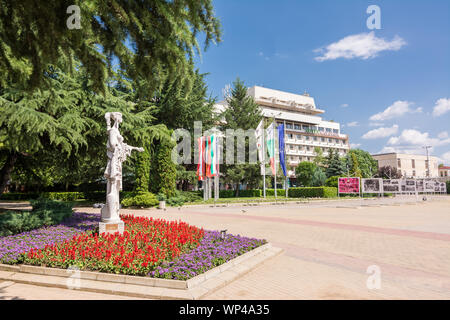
[[99, 220, 124, 235]]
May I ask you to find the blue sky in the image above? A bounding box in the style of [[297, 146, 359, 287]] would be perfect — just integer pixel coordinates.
[[193, 0, 450, 163]]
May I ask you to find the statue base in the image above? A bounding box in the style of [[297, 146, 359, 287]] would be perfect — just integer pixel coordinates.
[[99, 220, 124, 235]]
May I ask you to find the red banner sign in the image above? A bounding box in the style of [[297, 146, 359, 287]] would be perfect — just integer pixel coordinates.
[[338, 177, 360, 194]]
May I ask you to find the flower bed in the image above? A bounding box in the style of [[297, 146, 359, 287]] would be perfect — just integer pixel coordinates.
[[151, 231, 267, 280], [0, 212, 99, 264], [1, 212, 267, 280]]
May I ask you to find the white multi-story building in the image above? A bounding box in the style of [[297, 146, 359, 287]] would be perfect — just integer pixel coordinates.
[[215, 85, 350, 177], [371, 152, 439, 178]]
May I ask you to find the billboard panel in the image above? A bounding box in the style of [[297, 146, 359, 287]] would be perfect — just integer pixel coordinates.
[[338, 177, 360, 194], [416, 179, 424, 192], [401, 179, 417, 193], [362, 178, 383, 193], [382, 179, 401, 193]]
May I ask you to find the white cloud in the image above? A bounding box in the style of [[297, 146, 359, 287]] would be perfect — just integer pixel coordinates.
[[387, 129, 450, 147], [347, 121, 359, 127], [314, 32, 406, 62], [432, 98, 450, 117], [438, 131, 449, 139], [441, 151, 450, 163], [369, 122, 384, 127], [369, 101, 422, 121], [362, 124, 399, 139], [341, 103, 349, 108], [350, 143, 361, 149]]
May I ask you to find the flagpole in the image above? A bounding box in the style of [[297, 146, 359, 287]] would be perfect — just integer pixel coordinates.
[[284, 119, 287, 198], [262, 123, 266, 199], [274, 121, 277, 200]]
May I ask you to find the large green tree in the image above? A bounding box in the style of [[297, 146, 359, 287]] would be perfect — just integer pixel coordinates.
[[295, 162, 317, 187], [325, 149, 346, 178], [0, 0, 221, 93], [0, 63, 168, 195], [220, 78, 263, 194], [345, 149, 378, 178]]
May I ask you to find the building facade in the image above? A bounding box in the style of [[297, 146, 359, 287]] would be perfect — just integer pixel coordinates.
[[439, 166, 450, 178], [216, 86, 350, 177], [371, 153, 439, 178]]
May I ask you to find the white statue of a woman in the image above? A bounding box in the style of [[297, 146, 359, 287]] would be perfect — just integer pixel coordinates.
[[101, 112, 143, 230]]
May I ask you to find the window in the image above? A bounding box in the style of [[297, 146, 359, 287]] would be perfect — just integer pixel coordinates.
[[297, 134, 302, 140], [318, 127, 324, 132], [305, 136, 309, 141], [333, 129, 339, 134], [326, 128, 332, 132], [294, 124, 301, 130], [286, 123, 293, 129], [328, 138, 332, 143], [306, 146, 310, 151], [314, 136, 318, 141], [412, 170, 416, 176], [397, 159, 401, 168], [321, 137, 325, 142], [288, 134, 293, 139], [412, 159, 415, 168]]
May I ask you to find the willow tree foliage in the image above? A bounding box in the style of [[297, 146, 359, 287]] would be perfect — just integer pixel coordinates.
[[0, 0, 222, 93]]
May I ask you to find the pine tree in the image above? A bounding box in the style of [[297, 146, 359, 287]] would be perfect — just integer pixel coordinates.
[[325, 149, 346, 178], [0, 0, 222, 93], [220, 78, 263, 194]]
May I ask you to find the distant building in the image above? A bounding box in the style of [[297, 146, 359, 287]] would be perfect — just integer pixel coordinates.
[[215, 86, 350, 177], [371, 153, 439, 178], [439, 166, 450, 178]]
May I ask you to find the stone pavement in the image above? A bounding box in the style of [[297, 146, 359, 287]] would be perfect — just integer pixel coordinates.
[[1, 196, 449, 299]]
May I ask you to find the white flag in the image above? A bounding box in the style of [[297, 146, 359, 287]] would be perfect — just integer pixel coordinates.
[[255, 120, 264, 163]]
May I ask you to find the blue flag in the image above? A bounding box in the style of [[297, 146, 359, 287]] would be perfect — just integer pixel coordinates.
[[278, 124, 287, 177]]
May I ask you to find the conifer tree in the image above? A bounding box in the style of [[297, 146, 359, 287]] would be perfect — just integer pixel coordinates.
[[0, 0, 222, 93], [0, 63, 168, 195]]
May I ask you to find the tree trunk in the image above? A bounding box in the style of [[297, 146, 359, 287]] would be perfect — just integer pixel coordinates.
[[0, 151, 18, 196]]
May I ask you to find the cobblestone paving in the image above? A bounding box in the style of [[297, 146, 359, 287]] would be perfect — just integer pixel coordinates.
[[1, 196, 449, 299]]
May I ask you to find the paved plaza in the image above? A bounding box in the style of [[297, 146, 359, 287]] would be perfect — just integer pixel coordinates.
[[1, 196, 449, 300]]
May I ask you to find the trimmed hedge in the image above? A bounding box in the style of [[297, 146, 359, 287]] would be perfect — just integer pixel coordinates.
[[0, 192, 41, 200], [265, 189, 286, 197], [288, 187, 337, 198], [120, 192, 159, 208], [0, 198, 73, 237], [1, 191, 107, 202], [213, 189, 261, 198]]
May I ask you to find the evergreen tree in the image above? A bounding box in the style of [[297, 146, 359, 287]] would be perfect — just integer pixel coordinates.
[[222, 78, 262, 129], [311, 167, 327, 187], [0, 0, 222, 93], [220, 78, 263, 194], [0, 63, 167, 195], [325, 149, 346, 178], [148, 138, 177, 197]]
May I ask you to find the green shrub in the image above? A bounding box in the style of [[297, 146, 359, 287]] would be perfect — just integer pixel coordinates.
[[0, 198, 73, 236], [265, 189, 286, 197], [180, 191, 203, 202], [41, 192, 83, 201], [447, 181, 450, 194], [325, 176, 340, 188], [288, 187, 337, 198], [120, 192, 159, 208], [0, 192, 41, 200]]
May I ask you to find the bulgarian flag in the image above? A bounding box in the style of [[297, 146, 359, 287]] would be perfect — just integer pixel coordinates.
[[205, 134, 218, 177], [266, 122, 276, 175], [196, 136, 205, 180]]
